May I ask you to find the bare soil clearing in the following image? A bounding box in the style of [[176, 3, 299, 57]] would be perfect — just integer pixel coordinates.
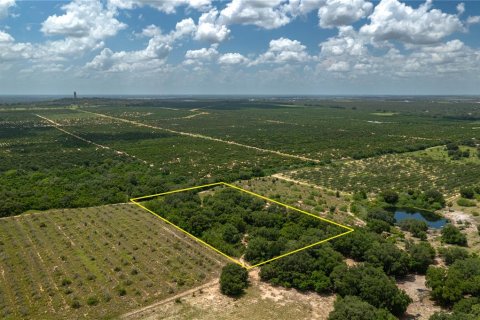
[[397, 275, 442, 320], [123, 269, 336, 320]]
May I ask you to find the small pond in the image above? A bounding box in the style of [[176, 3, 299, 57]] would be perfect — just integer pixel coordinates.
[[393, 208, 448, 229]]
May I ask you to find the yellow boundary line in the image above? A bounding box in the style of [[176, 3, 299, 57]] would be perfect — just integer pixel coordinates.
[[130, 182, 354, 270]]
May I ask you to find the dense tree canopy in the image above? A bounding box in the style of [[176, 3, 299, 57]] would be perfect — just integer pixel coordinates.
[[364, 242, 411, 277], [328, 296, 395, 320], [260, 244, 344, 293], [426, 257, 480, 306], [331, 264, 412, 316]]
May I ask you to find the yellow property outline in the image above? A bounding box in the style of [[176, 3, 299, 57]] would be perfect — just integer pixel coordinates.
[[130, 182, 354, 270]]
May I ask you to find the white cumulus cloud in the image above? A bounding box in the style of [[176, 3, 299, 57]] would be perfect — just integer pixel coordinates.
[[42, 0, 125, 38], [108, 0, 211, 14], [195, 9, 230, 43], [360, 0, 464, 45], [38, 0, 126, 59], [86, 18, 195, 72], [0, 30, 13, 42], [0, 0, 15, 19], [219, 0, 291, 29], [218, 52, 249, 65], [467, 16, 480, 25], [254, 37, 311, 65], [184, 45, 219, 65], [318, 0, 373, 28]]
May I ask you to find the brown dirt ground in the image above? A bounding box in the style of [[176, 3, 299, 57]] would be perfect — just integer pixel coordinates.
[[121, 269, 336, 320]]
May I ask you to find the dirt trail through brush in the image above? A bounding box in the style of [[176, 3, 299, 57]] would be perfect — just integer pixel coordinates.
[[120, 279, 220, 319]]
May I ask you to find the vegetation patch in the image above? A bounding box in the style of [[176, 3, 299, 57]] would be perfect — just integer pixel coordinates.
[[132, 182, 352, 269]]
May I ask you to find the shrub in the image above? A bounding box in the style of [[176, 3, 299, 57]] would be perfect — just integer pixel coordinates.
[[116, 286, 127, 296], [364, 242, 411, 277], [456, 198, 476, 207], [460, 187, 475, 199], [260, 246, 343, 293], [423, 190, 446, 208], [61, 278, 72, 286], [71, 299, 81, 309], [86, 296, 99, 306]]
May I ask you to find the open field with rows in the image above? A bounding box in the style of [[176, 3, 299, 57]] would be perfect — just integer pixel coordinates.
[[0, 204, 226, 319], [90, 102, 473, 160], [290, 147, 480, 196]]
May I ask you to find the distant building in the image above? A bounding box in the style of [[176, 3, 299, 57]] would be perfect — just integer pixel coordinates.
[[74, 91, 77, 99]]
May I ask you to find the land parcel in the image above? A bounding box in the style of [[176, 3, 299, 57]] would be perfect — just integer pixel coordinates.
[[131, 182, 353, 269]]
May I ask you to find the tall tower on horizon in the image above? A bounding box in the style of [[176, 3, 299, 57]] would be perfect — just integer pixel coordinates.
[[74, 91, 77, 99]]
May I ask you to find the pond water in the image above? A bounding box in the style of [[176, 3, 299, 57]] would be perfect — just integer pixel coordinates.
[[394, 208, 447, 229]]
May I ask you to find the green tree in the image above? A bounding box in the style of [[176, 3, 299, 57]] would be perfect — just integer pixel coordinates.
[[407, 241, 435, 274], [331, 264, 412, 315], [367, 208, 395, 225], [367, 219, 391, 234], [398, 219, 428, 239], [260, 245, 343, 294], [429, 312, 473, 320], [426, 257, 480, 306], [381, 191, 399, 205], [438, 246, 470, 265], [364, 242, 411, 277], [423, 190, 446, 208], [220, 263, 249, 297], [328, 296, 395, 320], [332, 229, 377, 260], [441, 224, 467, 246], [429, 297, 480, 320]]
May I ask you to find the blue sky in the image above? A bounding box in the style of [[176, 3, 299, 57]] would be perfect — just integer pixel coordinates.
[[0, 0, 479, 95]]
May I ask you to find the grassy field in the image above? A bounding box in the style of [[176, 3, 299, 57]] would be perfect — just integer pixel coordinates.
[[234, 177, 356, 227], [413, 145, 480, 164], [0, 204, 227, 319]]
